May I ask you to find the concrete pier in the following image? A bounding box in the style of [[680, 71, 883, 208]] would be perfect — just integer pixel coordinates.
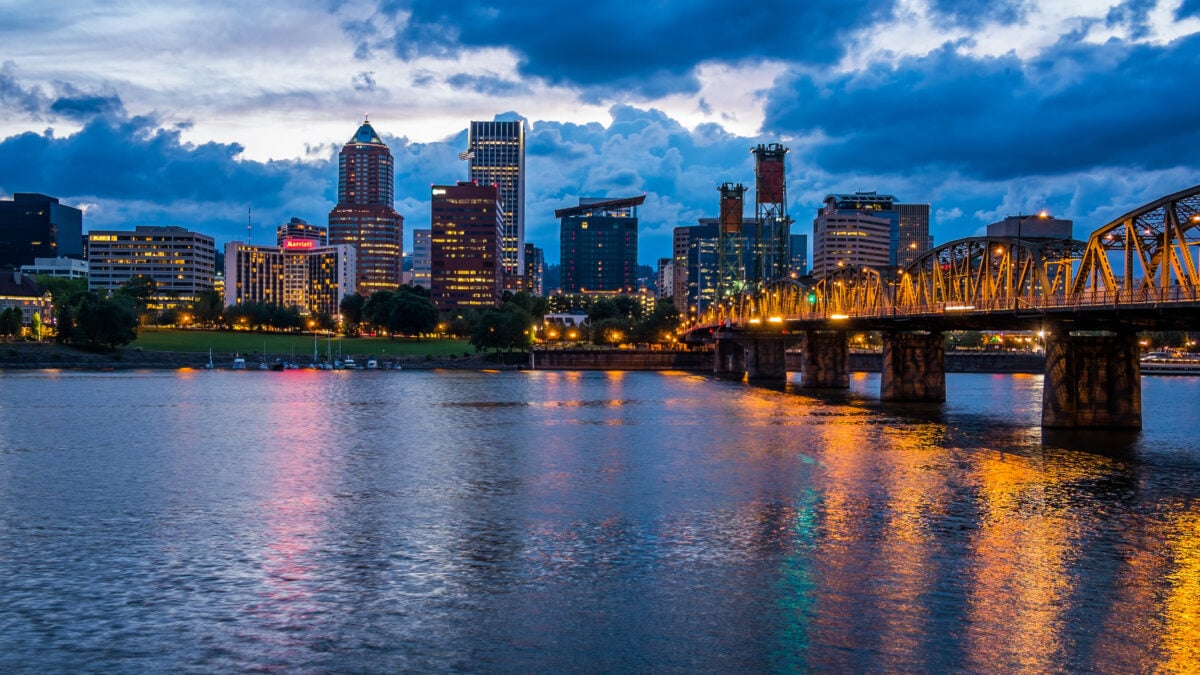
[[800, 330, 849, 388], [744, 337, 791, 380], [714, 338, 747, 378], [880, 331, 946, 402], [1042, 330, 1142, 429]]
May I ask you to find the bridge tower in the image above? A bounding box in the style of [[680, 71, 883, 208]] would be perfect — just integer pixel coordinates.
[[716, 183, 748, 319], [752, 143, 791, 289]]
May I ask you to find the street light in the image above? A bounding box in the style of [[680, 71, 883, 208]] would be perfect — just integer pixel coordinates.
[[1013, 211, 1050, 310]]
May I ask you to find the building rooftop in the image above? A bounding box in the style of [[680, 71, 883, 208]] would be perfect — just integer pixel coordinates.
[[555, 195, 646, 218], [349, 119, 384, 145], [0, 271, 48, 297]]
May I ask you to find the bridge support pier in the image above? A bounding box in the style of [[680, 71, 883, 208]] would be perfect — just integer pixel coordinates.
[[880, 331, 945, 402], [713, 338, 746, 378], [745, 338, 792, 380], [1042, 330, 1141, 429], [800, 330, 849, 388]]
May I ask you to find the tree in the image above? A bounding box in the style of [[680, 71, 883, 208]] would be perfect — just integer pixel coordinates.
[[0, 307, 22, 338], [632, 299, 680, 343], [65, 293, 138, 350], [30, 311, 42, 341], [591, 316, 632, 346], [191, 289, 224, 326], [470, 304, 534, 352], [387, 288, 439, 338], [340, 293, 365, 335]]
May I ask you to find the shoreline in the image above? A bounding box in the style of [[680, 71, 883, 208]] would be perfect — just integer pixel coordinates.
[[0, 342, 522, 371]]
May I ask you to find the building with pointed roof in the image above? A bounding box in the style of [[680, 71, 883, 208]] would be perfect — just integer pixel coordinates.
[[328, 118, 404, 294]]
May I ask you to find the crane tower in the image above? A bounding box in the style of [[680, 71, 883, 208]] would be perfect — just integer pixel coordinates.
[[752, 143, 791, 287]]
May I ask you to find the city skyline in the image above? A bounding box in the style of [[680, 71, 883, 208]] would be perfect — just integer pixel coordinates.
[[1, 1, 1198, 265]]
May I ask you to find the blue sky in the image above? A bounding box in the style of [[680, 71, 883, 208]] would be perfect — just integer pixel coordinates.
[[1, 0, 1198, 264]]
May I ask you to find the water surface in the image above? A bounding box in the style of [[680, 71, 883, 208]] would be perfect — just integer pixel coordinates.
[[1, 369, 1198, 671]]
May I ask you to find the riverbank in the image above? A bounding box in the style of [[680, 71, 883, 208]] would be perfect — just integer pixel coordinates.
[[0, 342, 520, 370]]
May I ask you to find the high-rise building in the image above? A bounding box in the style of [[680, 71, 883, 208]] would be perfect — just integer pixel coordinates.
[[277, 217, 327, 246], [86, 226, 216, 310], [524, 243, 545, 297], [897, 204, 931, 268], [467, 119, 525, 282], [224, 240, 355, 318], [674, 217, 760, 319], [557, 196, 644, 294], [986, 213, 1073, 239], [655, 257, 673, 299], [328, 118, 404, 294], [789, 234, 809, 277], [411, 229, 432, 289], [0, 193, 83, 269], [430, 181, 504, 310]]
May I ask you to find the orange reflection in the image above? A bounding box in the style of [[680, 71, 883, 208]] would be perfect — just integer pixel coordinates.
[[963, 452, 1073, 671], [1162, 511, 1200, 669]]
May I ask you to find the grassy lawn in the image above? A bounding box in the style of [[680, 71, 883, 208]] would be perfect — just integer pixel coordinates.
[[132, 328, 473, 357]]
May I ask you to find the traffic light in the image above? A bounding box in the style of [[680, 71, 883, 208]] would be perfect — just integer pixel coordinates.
[[807, 292, 817, 304]]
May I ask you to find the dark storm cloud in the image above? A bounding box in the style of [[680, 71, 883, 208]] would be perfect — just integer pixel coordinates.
[[0, 113, 334, 242], [49, 94, 125, 120], [385, 0, 895, 98], [0, 62, 47, 114], [761, 34, 1200, 181], [928, 0, 1028, 29], [445, 73, 531, 97]]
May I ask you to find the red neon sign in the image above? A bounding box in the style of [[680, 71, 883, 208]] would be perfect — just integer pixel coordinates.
[[283, 238, 317, 250]]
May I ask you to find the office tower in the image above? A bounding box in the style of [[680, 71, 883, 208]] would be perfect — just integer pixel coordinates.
[[411, 229, 432, 289], [328, 118, 404, 293], [276, 217, 327, 246], [524, 243, 544, 297], [811, 192, 932, 277], [0, 193, 83, 269], [557, 196, 644, 293], [789, 234, 808, 277], [672, 227, 692, 315], [986, 213, 1073, 239], [224, 240, 355, 318], [897, 204, 931, 268], [86, 226, 216, 310], [430, 181, 504, 310], [675, 217, 760, 319], [655, 257, 673, 299], [467, 119, 525, 282]]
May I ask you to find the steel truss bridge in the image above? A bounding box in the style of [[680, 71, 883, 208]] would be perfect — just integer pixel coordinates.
[[696, 185, 1200, 429], [700, 185, 1200, 330]]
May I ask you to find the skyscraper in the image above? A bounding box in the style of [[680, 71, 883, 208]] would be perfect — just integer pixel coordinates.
[[430, 181, 504, 310], [811, 192, 930, 278], [557, 196, 643, 294], [328, 118, 403, 294], [411, 229, 432, 289], [0, 193, 83, 269], [467, 119, 525, 283]]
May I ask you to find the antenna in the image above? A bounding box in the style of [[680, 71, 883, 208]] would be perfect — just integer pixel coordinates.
[[247, 205, 252, 244]]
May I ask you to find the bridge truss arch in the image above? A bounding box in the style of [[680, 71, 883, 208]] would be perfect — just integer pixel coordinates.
[[896, 236, 1085, 313], [1073, 184, 1200, 299]]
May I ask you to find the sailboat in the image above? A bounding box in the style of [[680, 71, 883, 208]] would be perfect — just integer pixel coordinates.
[[204, 348, 214, 369]]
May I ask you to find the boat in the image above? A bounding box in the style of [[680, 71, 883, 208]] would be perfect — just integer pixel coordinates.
[[204, 348, 214, 370], [232, 356, 246, 370], [343, 358, 358, 369], [366, 359, 378, 370], [268, 359, 285, 372], [1140, 352, 1200, 375]]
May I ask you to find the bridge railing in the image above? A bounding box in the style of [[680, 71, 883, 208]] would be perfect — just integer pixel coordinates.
[[725, 284, 1200, 324]]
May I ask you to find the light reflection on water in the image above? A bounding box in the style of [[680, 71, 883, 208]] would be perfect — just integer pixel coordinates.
[[0, 369, 1199, 671]]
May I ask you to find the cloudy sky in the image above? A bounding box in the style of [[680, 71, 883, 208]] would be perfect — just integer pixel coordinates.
[[2, 0, 1198, 264]]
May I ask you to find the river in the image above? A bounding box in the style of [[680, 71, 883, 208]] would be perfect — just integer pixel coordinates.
[[1, 369, 1198, 671]]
